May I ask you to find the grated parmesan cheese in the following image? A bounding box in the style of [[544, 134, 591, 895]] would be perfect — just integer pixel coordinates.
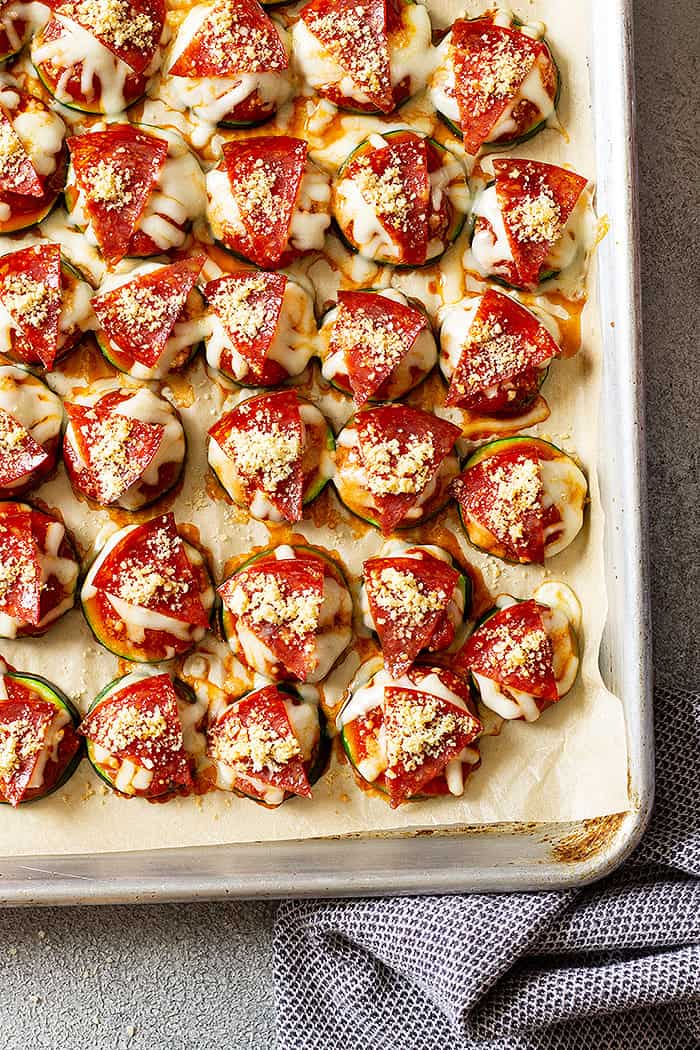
[[210, 711, 301, 774], [361, 430, 435, 496], [304, 6, 388, 96], [478, 457, 542, 545], [0, 718, 44, 779], [464, 35, 534, 112], [209, 275, 277, 342], [0, 118, 30, 187], [89, 159, 134, 209], [223, 417, 300, 492], [351, 155, 410, 228], [372, 567, 445, 625], [61, 0, 156, 52], [228, 574, 321, 638], [335, 304, 407, 381], [508, 188, 562, 244], [385, 691, 465, 773], [0, 272, 52, 328]]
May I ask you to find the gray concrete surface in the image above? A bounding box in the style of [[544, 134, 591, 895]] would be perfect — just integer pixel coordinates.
[[0, 2, 698, 1048]]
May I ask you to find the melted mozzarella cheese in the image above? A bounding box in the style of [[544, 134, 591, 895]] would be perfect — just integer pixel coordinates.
[[205, 278, 316, 380], [0, 86, 66, 178], [26, 707, 71, 791], [161, 7, 294, 128], [320, 287, 438, 390], [206, 162, 331, 254], [540, 456, 587, 556], [0, 515, 78, 638], [31, 15, 156, 115]]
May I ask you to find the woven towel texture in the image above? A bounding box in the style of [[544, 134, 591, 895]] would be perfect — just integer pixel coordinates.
[[274, 683, 700, 1050]]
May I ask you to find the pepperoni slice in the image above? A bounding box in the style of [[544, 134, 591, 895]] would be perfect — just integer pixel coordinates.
[[383, 685, 480, 806], [0, 108, 43, 197], [0, 408, 50, 489], [47, 0, 165, 74], [204, 271, 286, 379], [346, 135, 430, 264], [0, 506, 41, 624], [493, 159, 588, 286], [0, 693, 55, 806], [92, 255, 204, 369], [208, 685, 311, 800], [209, 390, 304, 522], [91, 513, 210, 627], [451, 19, 545, 154], [0, 244, 62, 369], [219, 556, 325, 681], [80, 673, 192, 789], [356, 405, 461, 534], [64, 401, 165, 505], [364, 554, 459, 677], [461, 599, 558, 700], [332, 291, 427, 406], [68, 126, 168, 267], [170, 0, 288, 78], [445, 289, 559, 412], [301, 0, 394, 113], [221, 137, 307, 268], [452, 446, 545, 562]]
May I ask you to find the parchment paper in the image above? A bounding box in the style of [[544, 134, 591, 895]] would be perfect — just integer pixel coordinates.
[[0, 0, 630, 856]]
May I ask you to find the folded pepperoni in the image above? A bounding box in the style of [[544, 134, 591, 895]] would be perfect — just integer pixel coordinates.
[[170, 0, 288, 78], [91, 512, 210, 627], [383, 685, 480, 806], [219, 556, 325, 681], [92, 255, 204, 369], [64, 401, 165, 505], [453, 446, 545, 562], [221, 137, 307, 268], [300, 0, 394, 113], [204, 271, 286, 379], [0, 244, 62, 369], [493, 159, 588, 286], [80, 673, 192, 789], [460, 599, 558, 700], [445, 289, 559, 412], [451, 19, 545, 154], [207, 685, 311, 800], [0, 694, 56, 806], [0, 108, 43, 197], [332, 291, 427, 406], [68, 126, 169, 266], [47, 0, 165, 74], [346, 135, 430, 264], [364, 554, 459, 677], [0, 408, 50, 489], [0, 506, 42, 625], [209, 390, 304, 522], [356, 404, 461, 534]]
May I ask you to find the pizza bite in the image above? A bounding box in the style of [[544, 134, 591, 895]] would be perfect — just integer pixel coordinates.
[[460, 583, 581, 721], [338, 656, 481, 807], [0, 662, 82, 806], [0, 365, 63, 497], [206, 683, 329, 807], [81, 512, 214, 662], [439, 288, 560, 421], [319, 288, 437, 405], [333, 403, 461, 533], [31, 0, 165, 114], [470, 159, 589, 289], [208, 389, 334, 522], [332, 130, 469, 266], [359, 540, 470, 677], [203, 270, 316, 386], [206, 135, 331, 268], [219, 544, 353, 683], [63, 380, 186, 510], [65, 123, 206, 266], [0, 84, 67, 233], [0, 500, 79, 638], [453, 436, 587, 563], [0, 243, 94, 370], [293, 0, 432, 115], [92, 255, 207, 380], [162, 0, 294, 128], [430, 12, 559, 153], [81, 668, 205, 798]]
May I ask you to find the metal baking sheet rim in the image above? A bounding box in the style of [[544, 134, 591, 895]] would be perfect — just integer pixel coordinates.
[[0, 0, 653, 904]]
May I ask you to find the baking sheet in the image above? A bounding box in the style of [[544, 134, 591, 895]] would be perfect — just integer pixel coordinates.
[[0, 0, 629, 856]]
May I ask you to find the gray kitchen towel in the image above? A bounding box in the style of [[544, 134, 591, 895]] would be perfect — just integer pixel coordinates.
[[273, 680, 700, 1049]]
